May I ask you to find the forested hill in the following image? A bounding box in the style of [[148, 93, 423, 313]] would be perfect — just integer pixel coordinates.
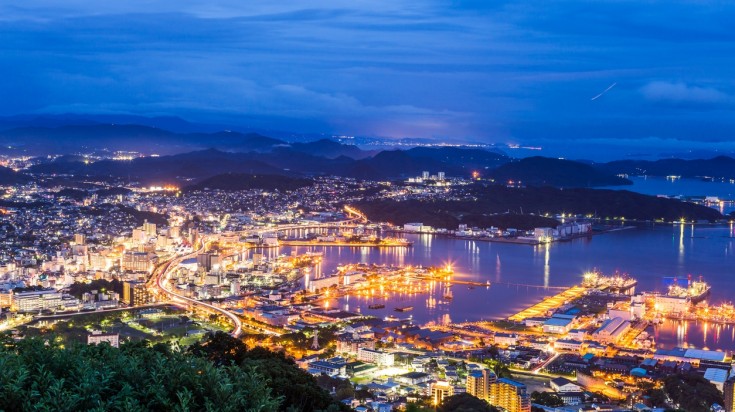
[[353, 185, 722, 229]]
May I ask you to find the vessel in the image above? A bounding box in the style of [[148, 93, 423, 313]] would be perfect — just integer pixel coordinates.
[[395, 306, 414, 312], [368, 304, 386, 309], [667, 276, 711, 304]]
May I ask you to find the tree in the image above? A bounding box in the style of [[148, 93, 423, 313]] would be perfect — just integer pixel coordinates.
[[186, 330, 249, 366], [0, 337, 279, 412], [531, 391, 564, 407], [663, 373, 724, 412], [189, 333, 350, 412], [647, 389, 667, 407], [438, 393, 500, 412]]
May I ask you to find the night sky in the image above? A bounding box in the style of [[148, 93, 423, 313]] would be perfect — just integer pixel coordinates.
[[1, 1, 733, 156]]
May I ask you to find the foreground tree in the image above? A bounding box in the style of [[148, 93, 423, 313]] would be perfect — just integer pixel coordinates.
[[438, 393, 500, 412], [0, 337, 279, 411], [663, 373, 723, 412], [531, 391, 564, 407]]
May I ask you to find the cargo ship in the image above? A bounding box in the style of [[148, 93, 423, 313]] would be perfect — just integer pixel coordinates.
[[582, 270, 638, 294], [667, 276, 711, 304]]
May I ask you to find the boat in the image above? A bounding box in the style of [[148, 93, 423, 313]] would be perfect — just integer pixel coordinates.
[[368, 304, 386, 309], [395, 306, 414, 312], [582, 270, 637, 293], [443, 289, 453, 300], [667, 276, 711, 303]]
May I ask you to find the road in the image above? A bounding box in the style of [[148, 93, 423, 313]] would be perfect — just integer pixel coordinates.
[[151, 240, 244, 338], [149, 212, 369, 339]]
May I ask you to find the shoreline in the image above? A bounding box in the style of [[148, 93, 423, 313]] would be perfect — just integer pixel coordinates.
[[385, 225, 637, 246]]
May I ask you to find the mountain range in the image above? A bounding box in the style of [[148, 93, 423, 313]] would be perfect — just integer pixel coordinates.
[[3, 120, 735, 187]]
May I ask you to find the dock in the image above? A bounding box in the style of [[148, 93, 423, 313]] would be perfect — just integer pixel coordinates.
[[508, 285, 588, 321], [279, 240, 411, 248]]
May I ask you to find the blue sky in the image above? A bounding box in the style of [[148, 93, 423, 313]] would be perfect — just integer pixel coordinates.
[[1, 1, 733, 153]]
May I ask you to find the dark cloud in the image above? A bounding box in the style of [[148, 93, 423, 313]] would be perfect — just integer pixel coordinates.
[[0, 0, 733, 149]]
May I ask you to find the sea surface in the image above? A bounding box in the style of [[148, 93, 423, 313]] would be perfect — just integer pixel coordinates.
[[253, 222, 735, 351], [610, 176, 735, 214]]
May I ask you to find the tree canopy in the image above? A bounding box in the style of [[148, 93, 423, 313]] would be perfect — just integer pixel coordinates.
[[438, 393, 500, 412], [663, 373, 723, 412], [0, 331, 348, 412]]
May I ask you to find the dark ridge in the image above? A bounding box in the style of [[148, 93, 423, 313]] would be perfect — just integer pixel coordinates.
[[491, 157, 631, 187], [184, 173, 313, 192]]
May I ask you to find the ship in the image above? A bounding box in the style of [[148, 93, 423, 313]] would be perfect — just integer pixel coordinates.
[[582, 270, 637, 294], [395, 306, 414, 312], [443, 289, 454, 300], [368, 304, 386, 309], [666, 275, 711, 304]]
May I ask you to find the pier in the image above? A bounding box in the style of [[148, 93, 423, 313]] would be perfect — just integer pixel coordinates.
[[508, 285, 588, 321]]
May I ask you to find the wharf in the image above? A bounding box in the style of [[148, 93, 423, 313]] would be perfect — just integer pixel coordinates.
[[508, 285, 588, 321], [279, 240, 411, 248]]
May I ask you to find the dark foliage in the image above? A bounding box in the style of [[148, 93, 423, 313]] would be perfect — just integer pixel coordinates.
[[355, 184, 722, 228], [531, 391, 564, 407], [662, 373, 723, 412], [438, 393, 500, 412], [185, 173, 313, 192], [66, 279, 124, 298], [491, 157, 631, 187], [188, 332, 350, 412]]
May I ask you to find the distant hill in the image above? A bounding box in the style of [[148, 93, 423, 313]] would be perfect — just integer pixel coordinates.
[[27, 149, 287, 184], [491, 157, 631, 187], [0, 166, 31, 185], [287, 139, 373, 159], [25, 143, 514, 182], [353, 184, 721, 228], [0, 125, 288, 155], [598, 156, 735, 180], [184, 173, 313, 192]]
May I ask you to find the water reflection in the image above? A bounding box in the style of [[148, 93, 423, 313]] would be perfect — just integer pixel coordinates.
[[656, 319, 735, 351], [262, 225, 735, 350]]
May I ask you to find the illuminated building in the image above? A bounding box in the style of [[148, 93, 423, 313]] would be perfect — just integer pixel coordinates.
[[724, 377, 735, 412], [0, 289, 12, 309], [121, 251, 154, 273], [488, 378, 531, 412], [466, 368, 496, 399], [11, 290, 64, 312], [87, 331, 120, 348], [431, 381, 454, 406], [123, 281, 150, 306]]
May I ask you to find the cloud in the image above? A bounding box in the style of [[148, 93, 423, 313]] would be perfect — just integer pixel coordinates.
[[1, 0, 735, 148], [641, 81, 730, 106]]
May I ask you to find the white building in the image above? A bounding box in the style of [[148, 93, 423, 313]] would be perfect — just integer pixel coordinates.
[[593, 317, 631, 344], [357, 348, 395, 366], [654, 295, 690, 314], [12, 290, 65, 312], [87, 332, 120, 348]]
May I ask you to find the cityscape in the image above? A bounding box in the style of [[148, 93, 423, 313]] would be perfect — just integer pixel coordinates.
[[2, 2, 735, 412]]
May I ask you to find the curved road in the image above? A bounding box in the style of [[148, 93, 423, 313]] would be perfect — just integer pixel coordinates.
[[150, 211, 369, 339], [152, 242, 243, 338]]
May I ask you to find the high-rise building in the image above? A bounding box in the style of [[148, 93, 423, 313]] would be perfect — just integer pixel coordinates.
[[431, 381, 454, 406], [438, 171, 445, 180], [197, 253, 212, 271], [422, 171, 430, 180], [74, 233, 86, 245], [724, 377, 735, 412], [143, 221, 157, 237], [122, 281, 150, 306], [467, 368, 497, 400], [488, 378, 531, 412], [122, 251, 153, 272]]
